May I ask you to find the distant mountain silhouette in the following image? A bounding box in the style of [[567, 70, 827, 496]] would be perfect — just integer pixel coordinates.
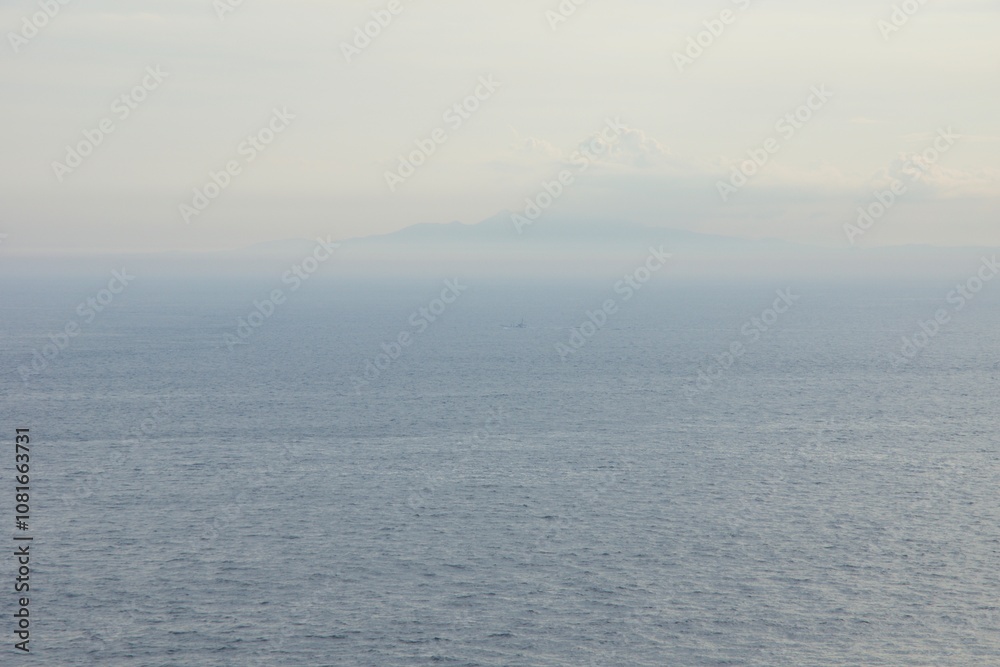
[[339, 211, 809, 255], [184, 212, 999, 280]]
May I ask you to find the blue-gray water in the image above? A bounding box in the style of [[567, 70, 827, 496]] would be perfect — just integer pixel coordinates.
[[2, 273, 999, 665]]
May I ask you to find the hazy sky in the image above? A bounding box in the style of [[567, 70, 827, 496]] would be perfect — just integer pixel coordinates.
[[1, 0, 998, 255]]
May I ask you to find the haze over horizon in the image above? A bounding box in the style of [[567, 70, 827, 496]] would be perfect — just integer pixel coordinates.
[[2, 0, 999, 256], [4, 4, 1000, 666]]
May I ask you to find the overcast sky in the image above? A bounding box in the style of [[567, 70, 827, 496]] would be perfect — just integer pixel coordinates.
[[1, 0, 998, 255]]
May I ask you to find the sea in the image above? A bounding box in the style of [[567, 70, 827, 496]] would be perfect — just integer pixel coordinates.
[[2, 267, 999, 666]]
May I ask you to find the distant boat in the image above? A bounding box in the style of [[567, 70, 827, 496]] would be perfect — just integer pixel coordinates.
[[502, 318, 526, 329]]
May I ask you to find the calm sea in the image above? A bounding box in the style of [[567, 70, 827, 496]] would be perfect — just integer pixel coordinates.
[[2, 270, 999, 665]]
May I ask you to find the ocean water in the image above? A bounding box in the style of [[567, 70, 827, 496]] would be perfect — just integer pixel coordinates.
[[2, 271, 1000, 665]]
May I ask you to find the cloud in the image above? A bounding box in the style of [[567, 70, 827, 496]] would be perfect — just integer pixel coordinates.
[[510, 128, 563, 160], [591, 126, 672, 169], [875, 153, 1000, 198]]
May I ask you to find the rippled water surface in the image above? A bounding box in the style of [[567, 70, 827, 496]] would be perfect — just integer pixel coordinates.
[[2, 276, 999, 665]]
